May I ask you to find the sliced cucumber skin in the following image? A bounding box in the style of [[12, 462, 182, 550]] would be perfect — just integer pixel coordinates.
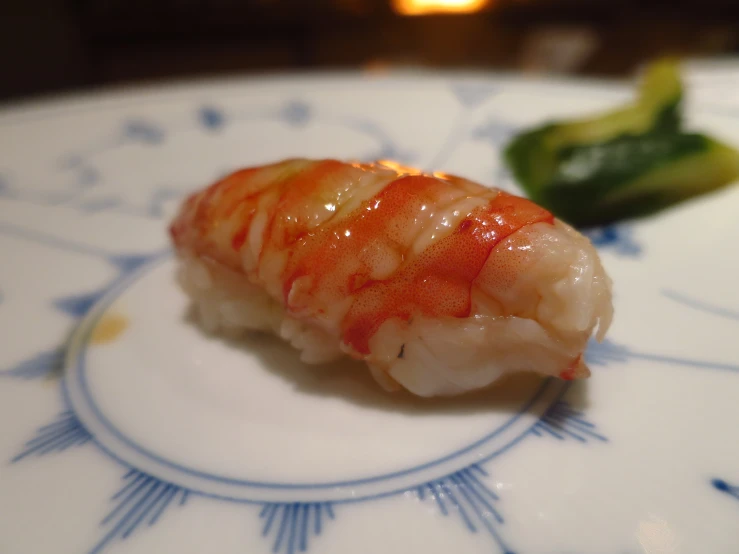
[[502, 60, 739, 228]]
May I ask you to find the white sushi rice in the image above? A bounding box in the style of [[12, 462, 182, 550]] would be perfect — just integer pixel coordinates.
[[176, 255, 345, 364], [364, 220, 613, 396], [175, 219, 612, 397]]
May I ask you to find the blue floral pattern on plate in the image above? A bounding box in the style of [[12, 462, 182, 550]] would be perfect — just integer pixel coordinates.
[[0, 75, 737, 554]]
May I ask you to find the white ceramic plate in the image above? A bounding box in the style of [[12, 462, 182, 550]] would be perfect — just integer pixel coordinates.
[[1, 72, 739, 554]]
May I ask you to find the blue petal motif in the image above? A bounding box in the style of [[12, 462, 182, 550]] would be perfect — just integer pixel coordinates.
[[0, 172, 10, 196], [88, 469, 190, 554], [76, 165, 100, 187], [52, 251, 158, 318], [338, 118, 413, 164], [450, 83, 499, 109], [585, 339, 630, 367], [415, 464, 514, 554], [529, 401, 607, 443], [60, 154, 83, 168], [281, 101, 312, 127], [260, 502, 335, 554], [586, 338, 739, 373], [80, 187, 186, 219], [108, 253, 157, 273], [1, 347, 64, 380], [123, 120, 165, 145], [145, 187, 186, 218], [0, 160, 98, 206], [0, 223, 164, 381], [11, 410, 91, 462], [712, 478, 739, 502], [78, 197, 122, 213], [583, 226, 641, 257], [471, 119, 517, 147], [11, 408, 191, 554], [374, 142, 415, 164], [58, 154, 100, 188], [199, 106, 226, 131], [54, 290, 106, 318], [662, 289, 739, 322]]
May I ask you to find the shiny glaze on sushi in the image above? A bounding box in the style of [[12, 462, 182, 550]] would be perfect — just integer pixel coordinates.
[[170, 159, 555, 356]]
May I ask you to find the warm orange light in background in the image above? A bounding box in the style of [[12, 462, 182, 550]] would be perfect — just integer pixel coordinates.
[[392, 0, 490, 16]]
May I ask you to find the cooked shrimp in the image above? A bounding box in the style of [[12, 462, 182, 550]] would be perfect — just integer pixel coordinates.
[[169, 158, 613, 397]]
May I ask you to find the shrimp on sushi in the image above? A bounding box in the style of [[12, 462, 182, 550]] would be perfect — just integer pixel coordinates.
[[169, 158, 613, 397]]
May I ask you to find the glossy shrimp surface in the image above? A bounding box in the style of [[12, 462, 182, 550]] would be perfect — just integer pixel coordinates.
[[170, 158, 612, 396]]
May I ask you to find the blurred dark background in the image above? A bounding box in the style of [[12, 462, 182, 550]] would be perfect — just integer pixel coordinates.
[[2, 0, 739, 103]]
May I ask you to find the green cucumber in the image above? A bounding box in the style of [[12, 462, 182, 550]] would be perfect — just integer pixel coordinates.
[[503, 58, 739, 227]]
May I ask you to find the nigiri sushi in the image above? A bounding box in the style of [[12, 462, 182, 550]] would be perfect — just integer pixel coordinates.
[[169, 158, 613, 397]]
